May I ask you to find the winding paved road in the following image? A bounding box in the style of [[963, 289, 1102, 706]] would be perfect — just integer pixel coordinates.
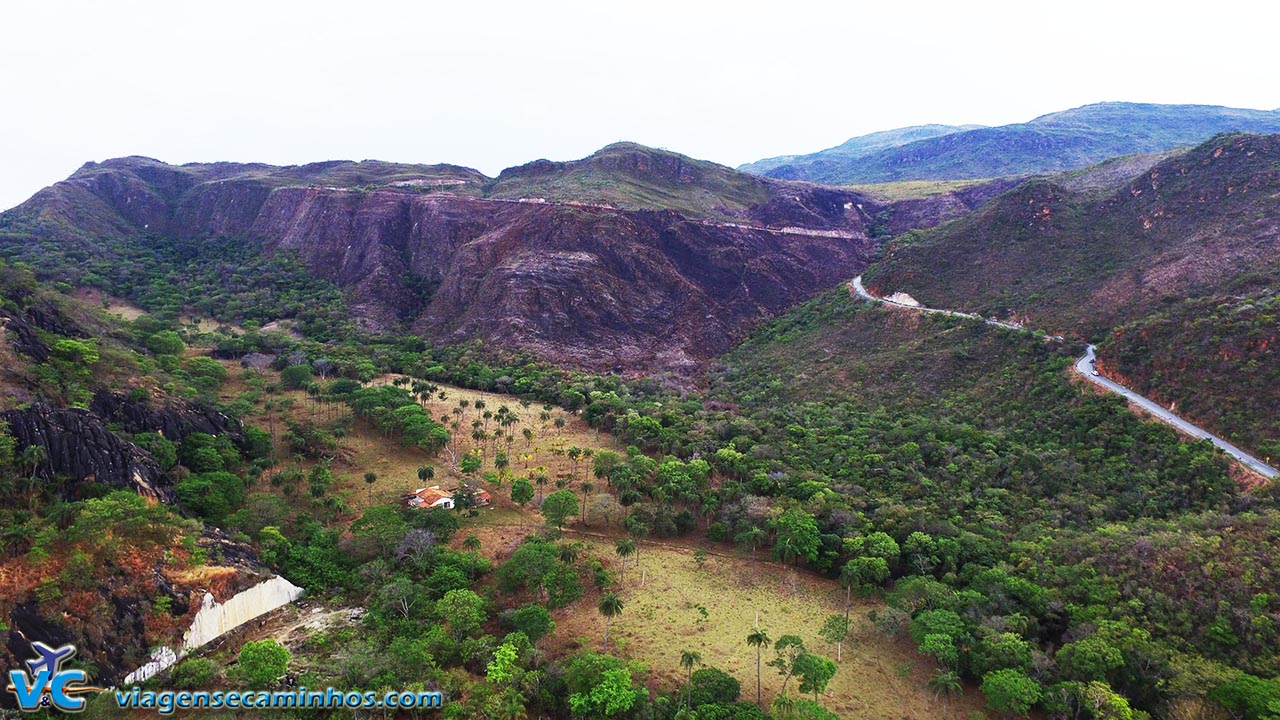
[[851, 276, 1279, 480]]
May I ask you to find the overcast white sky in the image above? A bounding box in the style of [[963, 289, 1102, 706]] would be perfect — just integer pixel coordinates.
[[2, 0, 1276, 210]]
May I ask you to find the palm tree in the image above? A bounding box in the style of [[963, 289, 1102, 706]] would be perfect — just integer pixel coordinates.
[[463, 534, 482, 552], [19, 445, 47, 508], [614, 538, 635, 584], [839, 560, 858, 628], [770, 692, 796, 720], [739, 526, 766, 569], [417, 465, 434, 483], [679, 650, 703, 705], [598, 593, 624, 650], [534, 470, 549, 503], [746, 628, 771, 709], [19, 444, 46, 479], [928, 669, 963, 720], [580, 481, 594, 521], [558, 543, 580, 564]]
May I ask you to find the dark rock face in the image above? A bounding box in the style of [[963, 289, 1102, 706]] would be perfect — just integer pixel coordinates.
[[1, 404, 168, 499], [0, 308, 51, 361], [90, 390, 243, 445]]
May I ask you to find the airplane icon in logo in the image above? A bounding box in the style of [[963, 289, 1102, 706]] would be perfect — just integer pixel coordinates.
[[7, 640, 102, 712], [26, 641, 77, 676]]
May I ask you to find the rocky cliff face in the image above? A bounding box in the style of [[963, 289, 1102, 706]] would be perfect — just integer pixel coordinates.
[[90, 390, 243, 446], [0, 392, 241, 500], [1, 404, 169, 499], [1, 147, 997, 377]]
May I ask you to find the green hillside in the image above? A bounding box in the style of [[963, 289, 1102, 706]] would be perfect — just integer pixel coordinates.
[[863, 133, 1280, 456], [703, 287, 1280, 714]]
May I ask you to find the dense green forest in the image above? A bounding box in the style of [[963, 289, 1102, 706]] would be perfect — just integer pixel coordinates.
[[0, 216, 353, 340]]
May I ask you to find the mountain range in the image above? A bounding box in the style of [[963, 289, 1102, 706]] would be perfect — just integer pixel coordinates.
[[741, 102, 1280, 184], [0, 144, 1002, 379]]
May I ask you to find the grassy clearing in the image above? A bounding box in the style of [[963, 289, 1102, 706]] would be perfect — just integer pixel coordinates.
[[217, 364, 623, 517], [847, 178, 991, 200], [546, 535, 991, 718], [73, 286, 146, 320]]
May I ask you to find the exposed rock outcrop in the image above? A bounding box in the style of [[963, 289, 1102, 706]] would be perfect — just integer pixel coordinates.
[[90, 390, 243, 445], [0, 404, 168, 499], [125, 576, 305, 685], [0, 308, 51, 361]]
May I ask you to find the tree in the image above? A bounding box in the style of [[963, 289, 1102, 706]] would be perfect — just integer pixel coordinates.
[[495, 539, 583, 608], [819, 614, 848, 663], [598, 592, 624, 650], [460, 452, 483, 475], [693, 547, 709, 568], [145, 330, 185, 356], [486, 640, 521, 685], [772, 508, 820, 591], [463, 534, 482, 552], [972, 631, 1034, 677], [843, 556, 890, 595], [626, 517, 650, 567], [1056, 635, 1125, 683], [436, 588, 487, 641], [363, 471, 377, 500], [928, 669, 963, 720], [680, 649, 703, 703], [746, 628, 771, 709], [736, 525, 767, 568], [794, 652, 837, 704], [769, 635, 807, 696], [614, 537, 635, 583], [280, 364, 313, 390], [541, 489, 579, 529], [903, 531, 941, 576], [235, 639, 289, 688], [919, 633, 959, 670], [377, 576, 422, 620], [981, 668, 1042, 718], [568, 667, 640, 718], [508, 604, 554, 644], [417, 465, 435, 482], [18, 444, 48, 505], [687, 667, 741, 707], [1061, 681, 1137, 720], [593, 449, 621, 480], [510, 478, 534, 528]]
